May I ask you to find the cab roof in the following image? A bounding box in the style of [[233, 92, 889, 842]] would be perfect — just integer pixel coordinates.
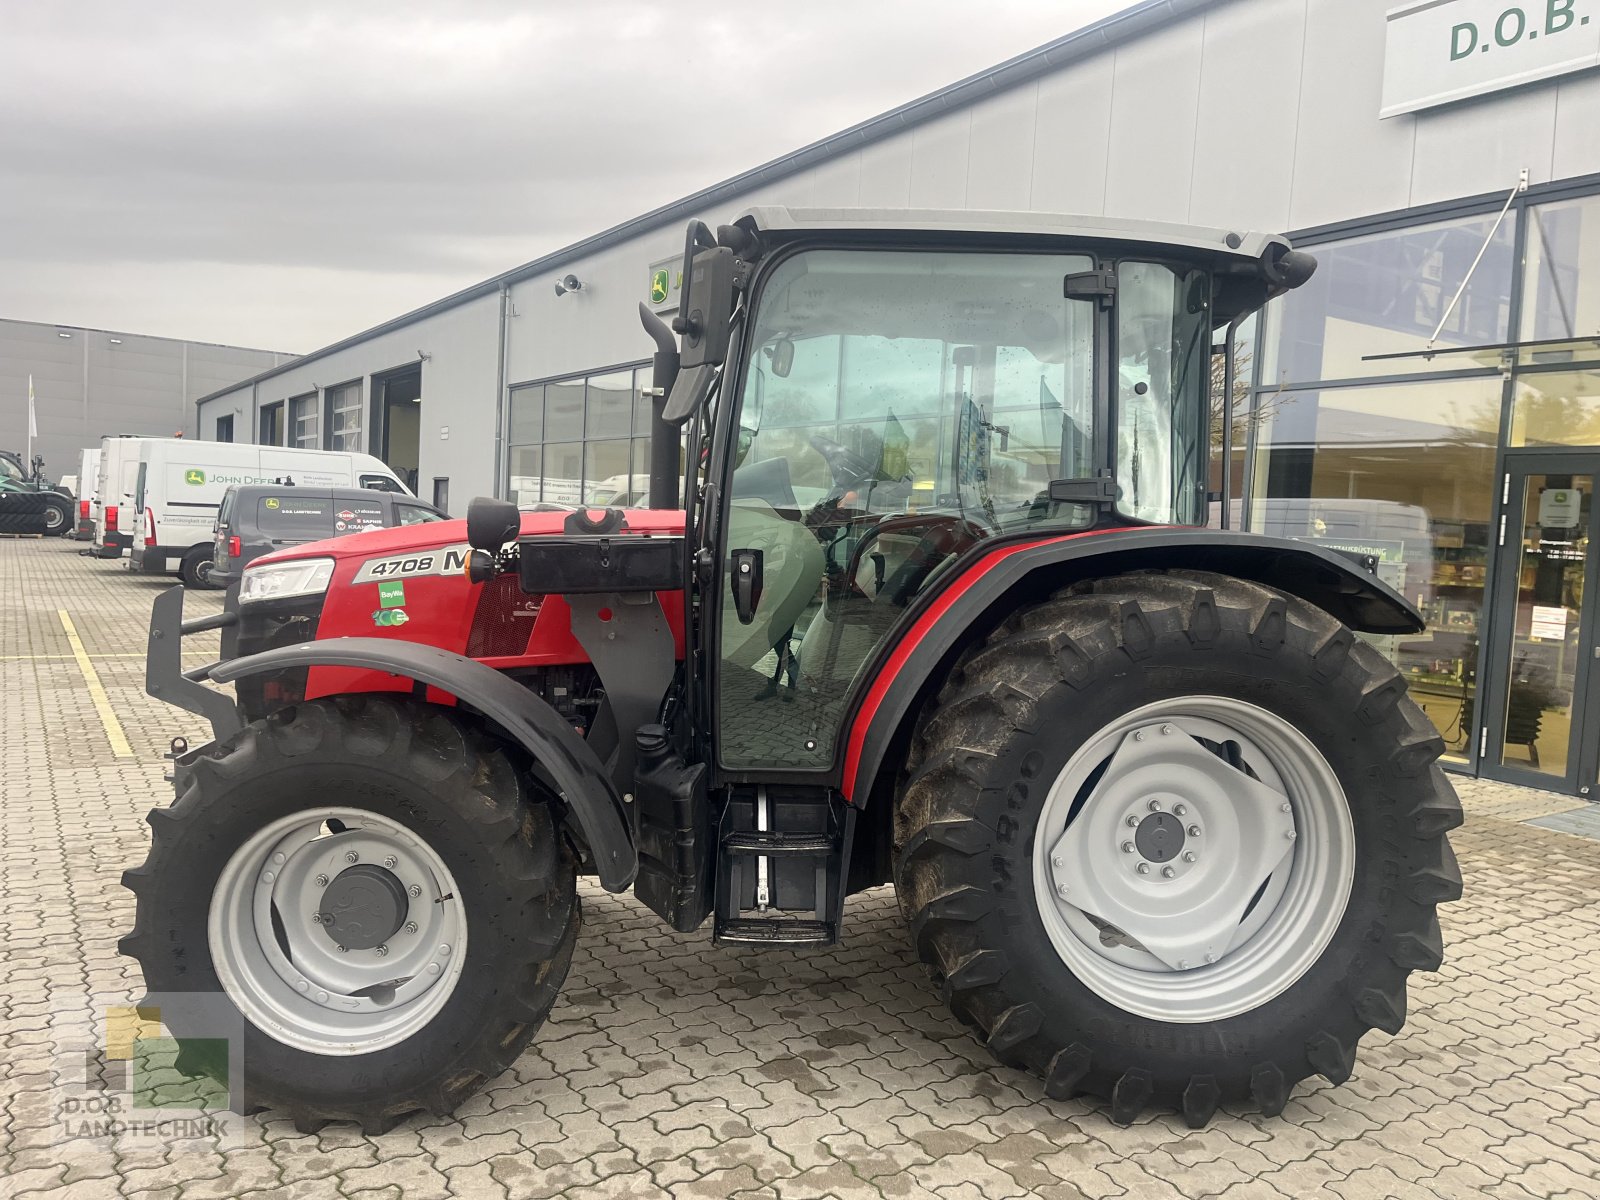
[[739, 206, 1291, 264]]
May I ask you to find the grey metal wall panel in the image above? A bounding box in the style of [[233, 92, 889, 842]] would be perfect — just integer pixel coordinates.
[[857, 129, 917, 208], [1187, 0, 1305, 231], [811, 151, 863, 206], [1410, 86, 1558, 205], [907, 110, 973, 207], [1103, 19, 1206, 221], [1288, 0, 1417, 229], [1029, 53, 1117, 214], [965, 84, 1039, 212], [1552, 72, 1600, 182]]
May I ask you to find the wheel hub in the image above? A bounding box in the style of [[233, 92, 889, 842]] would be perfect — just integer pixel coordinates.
[[1133, 810, 1185, 863], [318, 864, 408, 951]]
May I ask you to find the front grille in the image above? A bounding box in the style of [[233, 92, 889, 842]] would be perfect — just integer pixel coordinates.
[[467, 575, 542, 658]]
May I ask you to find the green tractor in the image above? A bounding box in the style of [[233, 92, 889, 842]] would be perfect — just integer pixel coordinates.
[[0, 449, 73, 536]]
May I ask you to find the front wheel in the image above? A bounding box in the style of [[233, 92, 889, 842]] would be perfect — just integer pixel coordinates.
[[41, 492, 72, 536], [119, 696, 579, 1133], [894, 571, 1461, 1126]]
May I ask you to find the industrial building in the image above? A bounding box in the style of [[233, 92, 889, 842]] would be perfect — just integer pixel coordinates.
[[1, 317, 290, 480], [196, 0, 1600, 797]]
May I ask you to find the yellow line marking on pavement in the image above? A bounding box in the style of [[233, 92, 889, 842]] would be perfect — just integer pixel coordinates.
[[57, 610, 134, 758]]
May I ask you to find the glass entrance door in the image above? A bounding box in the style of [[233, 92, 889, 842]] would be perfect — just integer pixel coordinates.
[[1481, 455, 1600, 796]]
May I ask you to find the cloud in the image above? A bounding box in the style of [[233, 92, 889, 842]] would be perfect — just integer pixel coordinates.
[[0, 0, 1127, 350]]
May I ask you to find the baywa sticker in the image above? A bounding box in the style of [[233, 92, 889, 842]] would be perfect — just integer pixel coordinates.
[[377, 580, 406, 609], [371, 608, 410, 628], [351, 543, 470, 584]]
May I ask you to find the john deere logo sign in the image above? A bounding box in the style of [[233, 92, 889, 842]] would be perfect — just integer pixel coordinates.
[[184, 469, 205, 486], [650, 269, 670, 305], [647, 257, 681, 311], [1383, 1, 1599, 118]]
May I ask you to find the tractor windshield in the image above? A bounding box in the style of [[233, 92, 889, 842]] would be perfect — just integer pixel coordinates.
[[717, 246, 1211, 770]]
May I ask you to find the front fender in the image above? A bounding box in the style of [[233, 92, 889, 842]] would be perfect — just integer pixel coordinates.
[[204, 635, 636, 892], [840, 527, 1425, 805]]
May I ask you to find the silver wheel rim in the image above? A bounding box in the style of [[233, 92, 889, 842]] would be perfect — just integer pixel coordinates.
[[208, 807, 467, 1055], [1034, 696, 1354, 1023]]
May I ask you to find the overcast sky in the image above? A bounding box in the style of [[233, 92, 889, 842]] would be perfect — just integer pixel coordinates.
[[0, 1, 1129, 353]]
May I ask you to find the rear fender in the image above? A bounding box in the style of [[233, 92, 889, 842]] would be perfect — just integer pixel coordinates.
[[147, 588, 636, 891], [840, 527, 1424, 806]]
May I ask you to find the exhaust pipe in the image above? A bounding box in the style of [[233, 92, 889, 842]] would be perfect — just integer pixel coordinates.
[[639, 302, 681, 510]]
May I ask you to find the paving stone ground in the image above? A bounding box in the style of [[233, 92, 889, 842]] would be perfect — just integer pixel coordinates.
[[2, 535, 1599, 1200]]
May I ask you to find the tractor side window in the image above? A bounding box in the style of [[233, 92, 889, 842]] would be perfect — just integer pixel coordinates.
[[718, 247, 1094, 770], [1115, 261, 1209, 524]]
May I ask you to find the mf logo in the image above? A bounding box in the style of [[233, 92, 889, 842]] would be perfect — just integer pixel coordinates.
[[184, 469, 205, 486]]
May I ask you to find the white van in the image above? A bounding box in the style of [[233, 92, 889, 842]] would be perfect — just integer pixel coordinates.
[[71, 447, 101, 538], [92, 436, 147, 559], [128, 440, 410, 586]]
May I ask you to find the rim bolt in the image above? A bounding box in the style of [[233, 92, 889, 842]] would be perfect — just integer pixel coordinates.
[[1122, 841, 1135, 854], [1057, 883, 1070, 897], [404, 921, 418, 934], [1205, 953, 1216, 964], [1183, 852, 1196, 863], [1160, 724, 1174, 735], [375, 944, 389, 957], [1137, 863, 1150, 875], [315, 874, 328, 887], [409, 885, 422, 898], [1280, 802, 1291, 814], [1178, 959, 1189, 969], [336, 945, 347, 954], [1052, 855, 1064, 868], [1285, 830, 1297, 841], [1161, 866, 1175, 879], [384, 855, 397, 869], [1126, 815, 1139, 828], [1173, 804, 1187, 817], [1133, 731, 1145, 742], [1188, 825, 1202, 838], [1147, 799, 1161, 812], [345, 851, 359, 864], [261, 871, 275, 884]]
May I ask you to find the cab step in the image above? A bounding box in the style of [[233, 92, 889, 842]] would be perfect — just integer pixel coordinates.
[[712, 786, 854, 947]]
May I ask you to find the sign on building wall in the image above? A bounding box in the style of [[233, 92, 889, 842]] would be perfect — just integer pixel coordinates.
[[647, 256, 683, 314], [1382, 0, 1599, 118]]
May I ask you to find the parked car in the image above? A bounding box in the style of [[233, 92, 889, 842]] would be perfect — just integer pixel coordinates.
[[211, 484, 446, 588], [127, 438, 412, 586]]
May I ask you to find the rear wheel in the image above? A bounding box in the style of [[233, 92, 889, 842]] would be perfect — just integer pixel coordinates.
[[180, 544, 220, 588], [40, 492, 71, 536], [894, 571, 1461, 1126], [119, 696, 580, 1133]]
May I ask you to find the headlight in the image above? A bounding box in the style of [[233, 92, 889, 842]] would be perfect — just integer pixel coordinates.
[[239, 557, 335, 603]]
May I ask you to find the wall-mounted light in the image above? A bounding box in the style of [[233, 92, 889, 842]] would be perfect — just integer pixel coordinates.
[[553, 274, 583, 297], [57, 331, 72, 338], [108, 337, 122, 344]]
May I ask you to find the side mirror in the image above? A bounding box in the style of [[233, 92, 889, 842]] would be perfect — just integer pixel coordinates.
[[466, 495, 520, 552]]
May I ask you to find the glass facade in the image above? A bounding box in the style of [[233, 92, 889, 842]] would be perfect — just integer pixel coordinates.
[[1248, 189, 1600, 778], [506, 365, 660, 506]]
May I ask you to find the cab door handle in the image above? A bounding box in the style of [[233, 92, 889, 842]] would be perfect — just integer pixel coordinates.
[[730, 548, 764, 625]]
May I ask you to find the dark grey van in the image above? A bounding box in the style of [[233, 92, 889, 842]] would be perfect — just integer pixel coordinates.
[[211, 485, 446, 586]]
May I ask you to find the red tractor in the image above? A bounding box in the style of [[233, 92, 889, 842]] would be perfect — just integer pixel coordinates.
[[125, 209, 1460, 1134]]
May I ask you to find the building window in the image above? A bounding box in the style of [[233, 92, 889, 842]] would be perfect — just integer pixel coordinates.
[[1520, 194, 1600, 361], [215, 414, 234, 443], [1250, 376, 1503, 762], [1260, 212, 1517, 386], [259, 401, 284, 446], [289, 392, 319, 448], [326, 380, 362, 451], [506, 365, 653, 505]]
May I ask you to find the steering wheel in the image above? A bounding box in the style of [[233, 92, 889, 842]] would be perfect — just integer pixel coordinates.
[[808, 433, 878, 492]]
